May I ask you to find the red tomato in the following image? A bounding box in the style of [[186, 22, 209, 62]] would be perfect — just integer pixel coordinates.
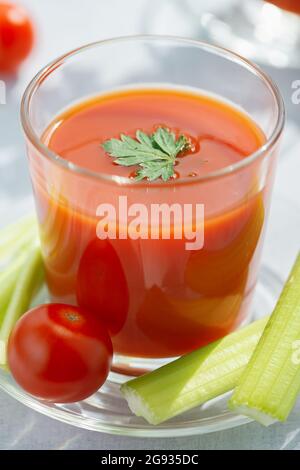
[[8, 304, 113, 403], [0, 2, 34, 73], [77, 239, 129, 336]]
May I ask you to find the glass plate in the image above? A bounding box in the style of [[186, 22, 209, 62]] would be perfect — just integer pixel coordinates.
[[0, 195, 298, 437]]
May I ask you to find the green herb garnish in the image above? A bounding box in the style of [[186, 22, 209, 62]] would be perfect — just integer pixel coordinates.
[[102, 127, 190, 181]]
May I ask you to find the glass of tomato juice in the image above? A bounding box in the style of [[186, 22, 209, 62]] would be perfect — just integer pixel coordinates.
[[21, 37, 284, 375]]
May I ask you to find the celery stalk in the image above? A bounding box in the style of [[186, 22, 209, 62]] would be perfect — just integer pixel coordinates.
[[121, 316, 269, 424], [0, 245, 44, 366], [0, 215, 39, 324], [0, 215, 37, 261], [0, 215, 35, 239], [229, 253, 300, 426], [0, 253, 29, 323], [0, 227, 36, 261]]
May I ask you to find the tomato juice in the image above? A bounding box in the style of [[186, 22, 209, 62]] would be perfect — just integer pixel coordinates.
[[29, 87, 273, 360]]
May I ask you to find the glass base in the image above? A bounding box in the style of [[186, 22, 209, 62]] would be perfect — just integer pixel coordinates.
[[200, 0, 300, 67]]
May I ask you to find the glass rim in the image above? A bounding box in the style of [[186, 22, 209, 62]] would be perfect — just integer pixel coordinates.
[[21, 34, 285, 186]]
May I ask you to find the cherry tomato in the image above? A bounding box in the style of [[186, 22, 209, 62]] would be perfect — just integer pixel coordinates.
[[8, 304, 113, 403], [77, 239, 129, 336], [0, 2, 34, 73]]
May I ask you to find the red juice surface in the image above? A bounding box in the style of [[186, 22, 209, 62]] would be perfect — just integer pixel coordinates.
[[34, 88, 269, 360]]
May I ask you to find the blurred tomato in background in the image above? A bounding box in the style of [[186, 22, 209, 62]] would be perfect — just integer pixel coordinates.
[[0, 2, 34, 73]]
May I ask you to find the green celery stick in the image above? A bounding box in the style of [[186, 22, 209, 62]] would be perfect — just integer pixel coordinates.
[[0, 217, 30, 245], [0, 216, 39, 323], [0, 253, 29, 324], [0, 244, 44, 366], [121, 316, 269, 424], [229, 253, 300, 426], [0, 214, 35, 241], [0, 215, 37, 261]]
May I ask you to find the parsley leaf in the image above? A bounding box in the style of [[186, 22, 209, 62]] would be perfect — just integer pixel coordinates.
[[102, 127, 190, 181]]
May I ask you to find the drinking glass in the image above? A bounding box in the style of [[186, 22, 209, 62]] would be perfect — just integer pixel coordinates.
[[21, 36, 284, 375]]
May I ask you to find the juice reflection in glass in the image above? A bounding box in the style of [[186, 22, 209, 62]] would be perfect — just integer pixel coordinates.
[[21, 37, 284, 374]]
